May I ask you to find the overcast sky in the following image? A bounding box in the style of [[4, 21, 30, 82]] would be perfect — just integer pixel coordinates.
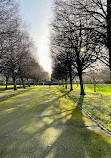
[[18, 0, 54, 74]]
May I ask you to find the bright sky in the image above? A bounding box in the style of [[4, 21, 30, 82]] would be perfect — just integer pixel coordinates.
[[18, 0, 53, 74]]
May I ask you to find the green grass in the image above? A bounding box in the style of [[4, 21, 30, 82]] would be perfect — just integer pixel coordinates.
[[57, 84, 111, 131], [0, 86, 36, 102], [0, 85, 22, 89], [84, 84, 111, 95], [0, 86, 111, 158]]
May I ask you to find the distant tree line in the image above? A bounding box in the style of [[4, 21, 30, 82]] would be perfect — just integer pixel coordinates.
[[51, 0, 111, 95], [0, 0, 48, 90]]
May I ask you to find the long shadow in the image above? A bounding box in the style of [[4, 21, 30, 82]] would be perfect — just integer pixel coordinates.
[[0, 87, 111, 157], [38, 106, 111, 158], [77, 95, 84, 108]]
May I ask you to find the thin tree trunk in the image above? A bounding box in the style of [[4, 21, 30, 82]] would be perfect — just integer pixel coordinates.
[[75, 79, 78, 87], [94, 83, 96, 92], [27, 78, 30, 87], [93, 77, 96, 92], [21, 76, 25, 89], [70, 76, 73, 91], [65, 79, 67, 89], [79, 74, 85, 95], [5, 76, 8, 89], [62, 80, 64, 87], [19, 78, 22, 87], [69, 56, 73, 91], [12, 75, 17, 90], [33, 80, 35, 85]]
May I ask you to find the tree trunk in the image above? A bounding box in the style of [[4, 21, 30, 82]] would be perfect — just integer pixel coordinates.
[[69, 56, 73, 91], [107, 0, 111, 77], [12, 75, 17, 90], [65, 79, 67, 89], [79, 74, 85, 95], [94, 83, 96, 92], [21, 76, 25, 89], [62, 80, 64, 87], [27, 78, 30, 87], [19, 78, 22, 87], [75, 79, 78, 87], [5, 76, 8, 89], [70, 76, 73, 91]]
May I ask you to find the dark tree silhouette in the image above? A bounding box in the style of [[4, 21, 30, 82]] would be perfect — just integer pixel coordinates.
[[51, 0, 100, 95]]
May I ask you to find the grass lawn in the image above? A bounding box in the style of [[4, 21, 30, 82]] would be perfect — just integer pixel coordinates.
[[57, 84, 111, 131], [0, 85, 22, 89], [0, 86, 111, 158], [0, 86, 36, 102]]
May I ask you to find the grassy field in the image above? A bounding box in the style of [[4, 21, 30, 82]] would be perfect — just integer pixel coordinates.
[[0, 85, 22, 89], [57, 84, 111, 131], [0, 86, 36, 102]]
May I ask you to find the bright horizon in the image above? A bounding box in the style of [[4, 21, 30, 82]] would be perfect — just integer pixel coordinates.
[[18, 0, 53, 74]]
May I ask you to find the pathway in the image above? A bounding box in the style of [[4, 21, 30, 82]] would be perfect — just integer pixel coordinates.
[[0, 86, 111, 158]]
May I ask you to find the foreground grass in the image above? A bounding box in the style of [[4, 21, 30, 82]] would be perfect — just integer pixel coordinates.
[[0, 86, 111, 158], [57, 84, 111, 131]]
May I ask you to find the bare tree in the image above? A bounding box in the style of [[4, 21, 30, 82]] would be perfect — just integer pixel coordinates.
[[107, 0, 111, 74], [0, 0, 21, 90], [51, 51, 69, 88], [51, 0, 100, 95], [77, 0, 111, 77], [0, 0, 47, 90]]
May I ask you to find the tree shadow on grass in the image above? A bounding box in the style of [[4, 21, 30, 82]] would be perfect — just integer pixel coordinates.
[[36, 95, 111, 158], [0, 87, 111, 158], [77, 95, 84, 108], [36, 107, 111, 158]]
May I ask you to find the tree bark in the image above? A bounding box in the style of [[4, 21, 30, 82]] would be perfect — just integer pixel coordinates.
[[65, 79, 67, 89], [12, 75, 17, 90], [107, 0, 111, 77], [94, 83, 96, 92], [79, 74, 85, 95], [20, 76, 25, 89], [27, 78, 30, 87], [75, 79, 78, 87], [5, 76, 8, 89], [62, 80, 64, 87], [69, 56, 73, 91]]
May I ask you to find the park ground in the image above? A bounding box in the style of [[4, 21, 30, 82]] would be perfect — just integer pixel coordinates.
[[0, 86, 111, 158], [58, 84, 111, 131]]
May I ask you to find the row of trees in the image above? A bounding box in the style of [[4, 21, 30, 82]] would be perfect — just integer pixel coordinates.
[[0, 0, 48, 90], [51, 0, 111, 95]]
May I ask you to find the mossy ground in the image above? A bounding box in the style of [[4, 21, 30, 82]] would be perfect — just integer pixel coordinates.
[[0, 86, 111, 158], [57, 84, 111, 131]]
